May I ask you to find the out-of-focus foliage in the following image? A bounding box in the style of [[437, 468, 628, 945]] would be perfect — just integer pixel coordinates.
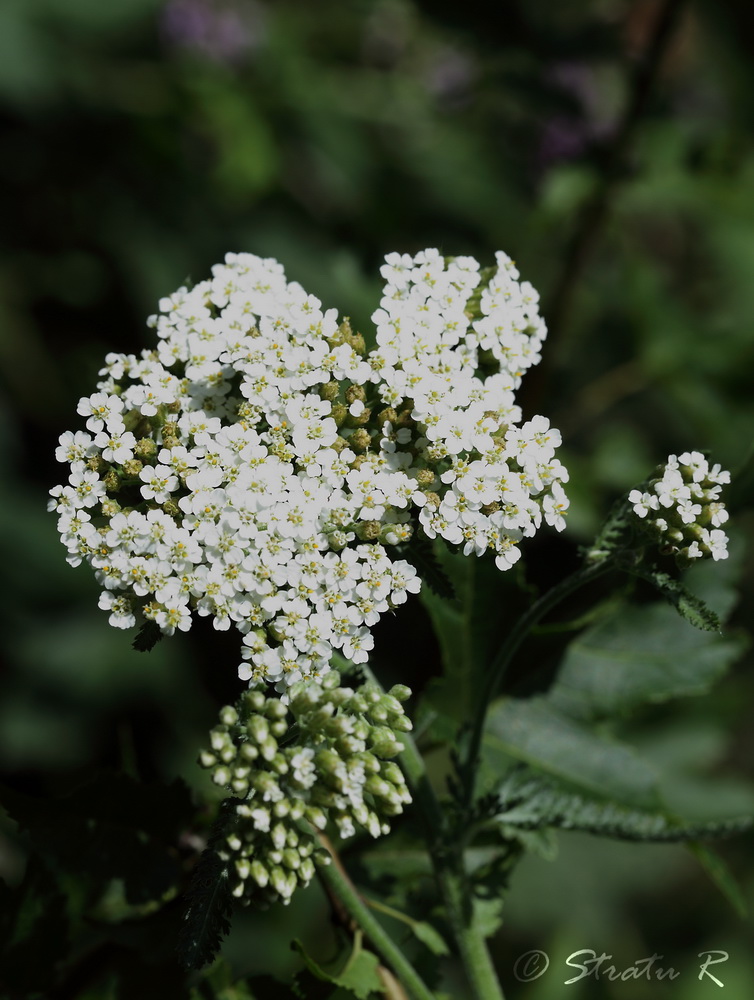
[[1, 0, 753, 997]]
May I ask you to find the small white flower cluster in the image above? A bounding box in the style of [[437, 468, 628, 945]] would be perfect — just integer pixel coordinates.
[[49, 249, 567, 688], [373, 250, 569, 567], [629, 451, 730, 562], [199, 673, 412, 905]]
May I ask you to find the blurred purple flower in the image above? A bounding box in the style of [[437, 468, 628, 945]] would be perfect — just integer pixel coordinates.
[[161, 0, 265, 63], [538, 61, 618, 169]]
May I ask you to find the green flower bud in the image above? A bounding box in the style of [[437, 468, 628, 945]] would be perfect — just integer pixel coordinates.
[[355, 520, 381, 540], [299, 857, 316, 882], [240, 742, 259, 762], [350, 428, 371, 453], [335, 735, 366, 755], [220, 705, 239, 726], [391, 715, 413, 733], [289, 801, 305, 821], [345, 385, 366, 405], [103, 469, 120, 493], [242, 690, 266, 713], [282, 848, 301, 870], [122, 459, 143, 478], [270, 753, 289, 775], [250, 860, 269, 887], [209, 725, 230, 752], [247, 715, 270, 744], [264, 699, 288, 720], [380, 761, 405, 786], [132, 438, 156, 461], [305, 805, 328, 830], [377, 406, 398, 426], [388, 684, 411, 703], [319, 381, 340, 402], [369, 727, 403, 757], [365, 775, 391, 798], [252, 772, 280, 797], [331, 403, 348, 427]]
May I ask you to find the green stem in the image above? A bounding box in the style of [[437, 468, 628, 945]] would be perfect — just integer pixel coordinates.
[[462, 558, 615, 808], [317, 848, 436, 1000], [397, 717, 506, 998], [360, 666, 505, 999], [440, 871, 506, 1000]]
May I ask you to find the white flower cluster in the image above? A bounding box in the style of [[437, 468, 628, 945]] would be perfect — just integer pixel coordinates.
[[49, 248, 568, 689], [629, 451, 730, 562], [199, 673, 412, 905]]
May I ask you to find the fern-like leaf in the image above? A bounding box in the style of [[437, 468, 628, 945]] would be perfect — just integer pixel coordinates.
[[642, 570, 722, 632], [494, 769, 751, 843], [132, 621, 163, 652], [177, 800, 239, 970], [400, 533, 456, 601]]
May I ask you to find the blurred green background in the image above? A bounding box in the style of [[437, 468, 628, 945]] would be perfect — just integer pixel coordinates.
[[1, 0, 753, 997]]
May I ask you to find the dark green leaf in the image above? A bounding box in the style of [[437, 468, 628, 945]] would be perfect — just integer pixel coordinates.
[[483, 696, 661, 808], [178, 801, 239, 971], [291, 939, 383, 999], [399, 533, 456, 601], [494, 769, 752, 843], [548, 602, 745, 721], [132, 620, 163, 652]]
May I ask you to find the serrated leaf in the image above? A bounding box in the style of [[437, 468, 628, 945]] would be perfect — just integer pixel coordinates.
[[494, 769, 752, 843], [548, 601, 745, 721], [470, 894, 505, 939], [178, 849, 234, 972], [482, 697, 661, 808], [292, 939, 383, 999], [643, 570, 721, 631], [132, 620, 163, 651], [399, 533, 456, 601], [178, 799, 241, 971]]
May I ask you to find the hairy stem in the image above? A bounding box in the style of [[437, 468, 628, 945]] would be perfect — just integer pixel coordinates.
[[359, 665, 506, 999]]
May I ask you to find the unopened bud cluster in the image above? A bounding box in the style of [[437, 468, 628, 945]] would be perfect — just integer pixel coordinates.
[[629, 451, 730, 563], [198, 671, 412, 906]]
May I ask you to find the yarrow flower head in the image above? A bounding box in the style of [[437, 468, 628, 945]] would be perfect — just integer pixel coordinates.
[[197, 671, 413, 906], [50, 249, 569, 689], [629, 451, 730, 564]]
